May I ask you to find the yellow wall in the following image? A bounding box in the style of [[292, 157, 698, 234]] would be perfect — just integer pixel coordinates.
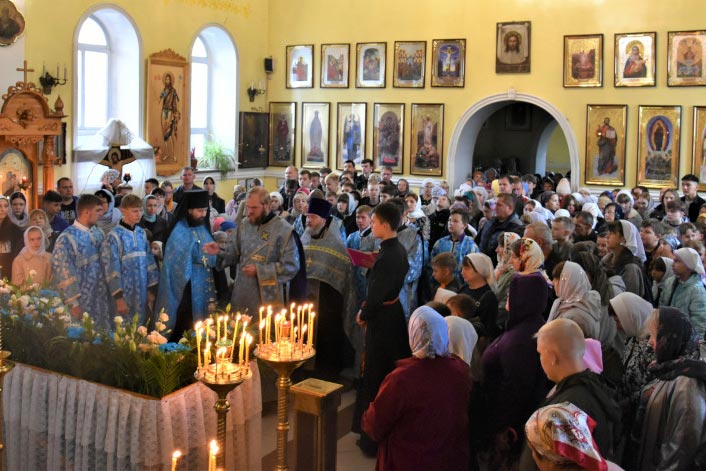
[[16, 0, 706, 190], [267, 0, 706, 188], [20, 0, 268, 183]]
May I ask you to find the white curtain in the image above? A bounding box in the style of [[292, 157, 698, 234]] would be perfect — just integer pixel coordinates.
[[3, 362, 262, 470]]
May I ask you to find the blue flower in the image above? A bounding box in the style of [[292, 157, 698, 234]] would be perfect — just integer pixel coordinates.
[[67, 326, 85, 339], [158, 342, 190, 353]]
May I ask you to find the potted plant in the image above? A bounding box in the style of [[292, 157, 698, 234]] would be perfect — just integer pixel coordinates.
[[202, 140, 236, 175]]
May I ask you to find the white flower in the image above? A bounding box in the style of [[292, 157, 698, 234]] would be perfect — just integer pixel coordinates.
[[39, 297, 48, 305], [155, 321, 166, 332], [159, 312, 169, 323], [137, 326, 148, 337], [29, 269, 37, 278], [114, 316, 124, 325]]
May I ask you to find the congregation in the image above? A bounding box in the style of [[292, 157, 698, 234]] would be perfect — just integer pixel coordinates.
[[2, 161, 706, 470]]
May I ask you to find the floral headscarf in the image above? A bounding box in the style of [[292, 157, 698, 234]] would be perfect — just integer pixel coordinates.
[[519, 238, 545, 274], [496, 232, 521, 275]]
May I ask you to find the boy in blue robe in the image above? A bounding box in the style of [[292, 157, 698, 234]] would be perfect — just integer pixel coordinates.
[[101, 194, 159, 326], [51, 194, 113, 329]]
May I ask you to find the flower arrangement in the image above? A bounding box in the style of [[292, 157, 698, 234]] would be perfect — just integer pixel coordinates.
[[0, 278, 196, 398]]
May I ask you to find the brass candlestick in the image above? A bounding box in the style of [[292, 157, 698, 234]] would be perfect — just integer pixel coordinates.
[[0, 351, 14, 470], [196, 360, 252, 469], [256, 345, 315, 471]]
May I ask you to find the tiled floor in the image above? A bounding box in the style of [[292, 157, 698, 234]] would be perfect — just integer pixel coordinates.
[[261, 388, 376, 470]]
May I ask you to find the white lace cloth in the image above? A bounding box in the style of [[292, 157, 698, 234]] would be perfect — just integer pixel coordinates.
[[3, 362, 262, 470]]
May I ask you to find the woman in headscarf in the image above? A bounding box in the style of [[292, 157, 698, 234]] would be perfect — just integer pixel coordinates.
[[602, 202, 623, 224], [478, 199, 496, 231], [509, 237, 552, 284], [608, 292, 655, 433], [548, 261, 602, 340], [336, 192, 358, 236], [616, 190, 643, 227], [139, 194, 168, 243], [0, 195, 23, 278], [582, 201, 606, 235], [602, 220, 652, 302], [494, 232, 521, 328], [11, 225, 51, 287], [480, 273, 550, 469], [100, 168, 121, 194], [28, 209, 52, 249], [525, 402, 621, 471], [446, 315, 478, 369], [202, 176, 226, 215], [396, 178, 409, 198], [632, 307, 706, 471], [269, 191, 285, 217], [404, 191, 429, 241], [8, 191, 28, 228], [362, 306, 472, 471], [648, 188, 679, 220], [649, 256, 673, 306], [94, 189, 121, 235], [460, 253, 499, 339]]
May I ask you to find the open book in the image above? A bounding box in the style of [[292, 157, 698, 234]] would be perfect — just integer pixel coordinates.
[[346, 248, 379, 268]]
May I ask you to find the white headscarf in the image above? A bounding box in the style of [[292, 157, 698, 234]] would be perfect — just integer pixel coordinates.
[[18, 225, 47, 256], [556, 178, 571, 196], [617, 189, 634, 207], [409, 306, 450, 359], [527, 211, 548, 225], [554, 209, 571, 219], [445, 316, 478, 366], [579, 188, 597, 204], [556, 261, 591, 303], [571, 192, 584, 205], [609, 292, 653, 338], [406, 192, 426, 219], [472, 186, 488, 206], [674, 247, 706, 275], [619, 220, 646, 262]]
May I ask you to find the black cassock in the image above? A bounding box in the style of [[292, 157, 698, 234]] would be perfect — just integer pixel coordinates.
[[353, 236, 411, 452]]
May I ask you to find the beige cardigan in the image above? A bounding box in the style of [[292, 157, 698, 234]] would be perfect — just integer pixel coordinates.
[[11, 251, 52, 286]]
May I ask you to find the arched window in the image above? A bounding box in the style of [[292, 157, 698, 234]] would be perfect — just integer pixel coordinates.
[[190, 26, 238, 167], [74, 8, 141, 146]]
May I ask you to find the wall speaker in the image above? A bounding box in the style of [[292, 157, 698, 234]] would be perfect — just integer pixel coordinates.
[[264, 57, 274, 74]]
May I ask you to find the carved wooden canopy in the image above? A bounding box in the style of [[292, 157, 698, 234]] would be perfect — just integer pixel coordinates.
[[0, 61, 66, 207]]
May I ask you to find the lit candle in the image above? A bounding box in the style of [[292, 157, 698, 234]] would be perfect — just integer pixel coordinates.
[[290, 302, 295, 320], [204, 342, 211, 366], [222, 315, 229, 342], [245, 334, 253, 365], [308, 312, 316, 347], [300, 324, 307, 350], [215, 316, 221, 343], [229, 314, 241, 362], [205, 318, 213, 343], [282, 320, 291, 341], [274, 314, 281, 343], [216, 347, 227, 377], [196, 327, 203, 369], [259, 319, 265, 345], [171, 450, 182, 471], [297, 305, 302, 333], [259, 306, 264, 326], [289, 313, 295, 340], [209, 440, 218, 471], [293, 326, 298, 345], [266, 312, 271, 345], [239, 333, 245, 365]]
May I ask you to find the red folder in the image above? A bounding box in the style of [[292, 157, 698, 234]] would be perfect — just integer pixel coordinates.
[[346, 248, 379, 268]]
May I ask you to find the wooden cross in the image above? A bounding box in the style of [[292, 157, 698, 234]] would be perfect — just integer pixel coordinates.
[[16, 60, 34, 84]]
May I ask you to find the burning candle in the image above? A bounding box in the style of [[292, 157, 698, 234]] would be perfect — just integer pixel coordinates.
[[196, 328, 203, 369], [289, 313, 295, 340], [293, 326, 298, 345], [246, 334, 253, 365], [209, 440, 218, 471], [171, 450, 182, 471], [300, 324, 307, 350], [274, 314, 281, 343], [204, 342, 211, 366], [297, 305, 302, 332], [259, 319, 265, 345], [259, 306, 264, 326], [282, 320, 291, 341], [222, 315, 229, 342], [239, 333, 245, 365], [266, 312, 271, 345], [229, 314, 241, 362], [308, 312, 316, 347], [216, 316, 222, 343], [205, 318, 213, 343]]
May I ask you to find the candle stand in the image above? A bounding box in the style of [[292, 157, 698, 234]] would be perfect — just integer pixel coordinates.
[[0, 351, 14, 470], [256, 342, 315, 471], [195, 359, 252, 469]]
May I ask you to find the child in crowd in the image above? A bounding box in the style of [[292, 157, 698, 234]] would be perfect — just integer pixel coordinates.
[[459, 253, 499, 340], [679, 222, 703, 246], [430, 252, 462, 298], [431, 208, 479, 281], [28, 209, 53, 251], [663, 200, 688, 233], [12, 226, 52, 287]]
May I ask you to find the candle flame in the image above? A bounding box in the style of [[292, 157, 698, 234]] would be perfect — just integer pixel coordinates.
[[194, 321, 203, 330], [259, 319, 265, 328], [172, 450, 182, 459], [210, 439, 219, 453]]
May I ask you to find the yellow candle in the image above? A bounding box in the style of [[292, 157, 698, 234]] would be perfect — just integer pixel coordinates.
[[274, 314, 281, 343], [259, 319, 265, 345], [308, 312, 316, 347], [300, 324, 307, 349], [205, 318, 213, 343], [222, 315, 229, 342], [297, 305, 302, 333], [245, 334, 253, 365], [239, 333, 245, 365], [196, 328, 203, 369], [290, 313, 295, 340], [229, 314, 241, 361], [204, 342, 211, 366], [266, 313, 271, 345], [171, 450, 181, 471], [209, 440, 218, 471], [259, 306, 264, 326], [293, 326, 298, 345]]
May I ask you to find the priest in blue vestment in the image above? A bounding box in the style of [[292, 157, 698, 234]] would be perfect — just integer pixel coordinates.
[[156, 190, 217, 340]]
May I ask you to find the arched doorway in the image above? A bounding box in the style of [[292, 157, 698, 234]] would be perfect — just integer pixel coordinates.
[[447, 91, 580, 190]]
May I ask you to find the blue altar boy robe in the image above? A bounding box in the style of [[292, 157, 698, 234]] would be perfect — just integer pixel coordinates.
[[397, 226, 425, 321], [101, 223, 160, 325], [51, 223, 113, 329], [431, 234, 479, 280], [156, 220, 217, 331]]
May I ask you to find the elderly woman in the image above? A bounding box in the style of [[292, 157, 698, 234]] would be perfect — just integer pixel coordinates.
[[362, 306, 472, 471], [480, 272, 550, 468], [526, 402, 624, 471], [632, 307, 706, 470], [549, 261, 602, 341], [608, 293, 654, 428]]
